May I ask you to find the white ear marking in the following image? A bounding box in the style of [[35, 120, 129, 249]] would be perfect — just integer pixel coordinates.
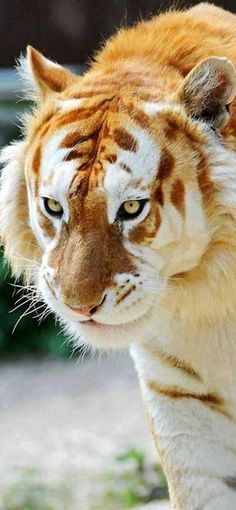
[[17, 46, 77, 102], [17, 52, 38, 102]]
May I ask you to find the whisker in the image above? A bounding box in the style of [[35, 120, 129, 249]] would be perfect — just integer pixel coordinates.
[[12, 301, 38, 334], [10, 297, 39, 314]]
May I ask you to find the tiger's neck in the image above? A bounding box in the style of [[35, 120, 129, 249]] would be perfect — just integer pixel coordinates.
[[130, 313, 236, 509], [131, 314, 236, 408]]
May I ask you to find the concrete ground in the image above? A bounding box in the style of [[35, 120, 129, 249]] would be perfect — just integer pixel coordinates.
[[0, 353, 170, 510]]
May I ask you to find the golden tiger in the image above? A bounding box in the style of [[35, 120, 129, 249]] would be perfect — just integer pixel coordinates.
[[1, 3, 236, 508]]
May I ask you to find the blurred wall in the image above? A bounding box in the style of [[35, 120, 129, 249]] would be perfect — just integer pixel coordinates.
[[0, 0, 236, 67]]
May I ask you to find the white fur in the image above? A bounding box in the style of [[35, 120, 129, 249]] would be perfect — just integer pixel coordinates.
[[26, 129, 80, 248], [58, 98, 84, 110], [104, 124, 160, 228]]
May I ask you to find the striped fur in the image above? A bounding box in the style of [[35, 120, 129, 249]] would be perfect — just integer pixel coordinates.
[[2, 3, 236, 508]]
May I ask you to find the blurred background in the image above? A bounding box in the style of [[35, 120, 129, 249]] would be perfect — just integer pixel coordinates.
[[0, 1, 235, 509]]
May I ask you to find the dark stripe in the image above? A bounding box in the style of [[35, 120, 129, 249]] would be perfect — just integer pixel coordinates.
[[147, 380, 223, 406], [32, 145, 41, 174], [171, 179, 185, 215], [125, 105, 150, 128], [104, 153, 117, 164], [113, 128, 138, 152], [62, 127, 100, 148], [164, 118, 179, 140], [56, 107, 104, 129], [65, 150, 85, 161], [65, 149, 97, 162], [61, 131, 83, 148], [158, 148, 175, 180], [146, 345, 202, 382], [155, 185, 164, 206], [116, 285, 136, 305], [119, 162, 132, 173], [196, 151, 214, 200]]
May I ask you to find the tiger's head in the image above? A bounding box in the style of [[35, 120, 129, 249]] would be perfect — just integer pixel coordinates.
[[1, 47, 236, 349]]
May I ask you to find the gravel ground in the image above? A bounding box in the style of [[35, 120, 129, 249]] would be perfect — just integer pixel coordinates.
[[0, 353, 170, 509]]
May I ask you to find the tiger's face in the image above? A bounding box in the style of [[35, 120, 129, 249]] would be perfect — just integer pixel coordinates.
[[28, 101, 209, 349], [1, 48, 236, 349]]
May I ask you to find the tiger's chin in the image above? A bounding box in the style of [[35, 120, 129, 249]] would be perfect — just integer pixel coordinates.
[[61, 310, 154, 350]]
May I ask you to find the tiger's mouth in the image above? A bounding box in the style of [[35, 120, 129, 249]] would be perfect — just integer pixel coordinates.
[[71, 307, 156, 349], [80, 319, 124, 330], [41, 270, 157, 347], [77, 308, 153, 331]]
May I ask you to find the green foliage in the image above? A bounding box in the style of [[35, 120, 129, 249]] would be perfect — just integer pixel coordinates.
[[100, 448, 169, 509], [0, 254, 70, 358], [1, 451, 169, 510], [2, 468, 72, 510], [117, 448, 145, 473]]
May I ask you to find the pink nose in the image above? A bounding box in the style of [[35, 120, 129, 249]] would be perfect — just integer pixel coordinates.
[[68, 296, 106, 316], [70, 305, 96, 317]]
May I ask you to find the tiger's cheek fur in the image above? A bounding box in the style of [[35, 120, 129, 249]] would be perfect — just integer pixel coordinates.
[[0, 142, 41, 279]]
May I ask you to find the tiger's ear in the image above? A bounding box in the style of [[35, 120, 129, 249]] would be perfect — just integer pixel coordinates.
[[18, 46, 78, 101], [178, 57, 236, 128]]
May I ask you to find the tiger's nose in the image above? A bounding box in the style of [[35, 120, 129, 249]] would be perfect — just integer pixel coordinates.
[[69, 296, 106, 317]]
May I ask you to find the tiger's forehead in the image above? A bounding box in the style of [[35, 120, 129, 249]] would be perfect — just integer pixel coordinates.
[[27, 96, 162, 203]]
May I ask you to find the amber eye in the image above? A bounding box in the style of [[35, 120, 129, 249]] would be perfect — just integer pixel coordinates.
[[124, 200, 141, 215], [43, 197, 63, 218], [117, 199, 147, 221]]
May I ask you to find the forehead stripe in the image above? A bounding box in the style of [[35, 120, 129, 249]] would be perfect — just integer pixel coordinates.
[[125, 105, 149, 129], [113, 128, 138, 152], [61, 126, 100, 149], [61, 131, 83, 148], [56, 106, 105, 129], [65, 149, 86, 162]]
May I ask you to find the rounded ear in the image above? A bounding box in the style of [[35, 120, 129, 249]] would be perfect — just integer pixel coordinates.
[[177, 57, 236, 128], [18, 46, 78, 102]]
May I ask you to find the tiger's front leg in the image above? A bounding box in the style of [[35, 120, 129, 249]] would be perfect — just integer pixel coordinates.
[[131, 345, 236, 510]]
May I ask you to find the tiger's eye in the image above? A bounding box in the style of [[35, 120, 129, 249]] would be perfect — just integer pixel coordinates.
[[116, 198, 148, 222], [43, 198, 63, 217], [123, 200, 141, 215]]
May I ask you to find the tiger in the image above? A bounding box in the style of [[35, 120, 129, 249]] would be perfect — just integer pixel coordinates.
[[2, 2, 236, 508]]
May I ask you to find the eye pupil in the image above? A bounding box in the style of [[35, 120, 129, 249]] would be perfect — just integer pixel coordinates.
[[43, 197, 63, 218]]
